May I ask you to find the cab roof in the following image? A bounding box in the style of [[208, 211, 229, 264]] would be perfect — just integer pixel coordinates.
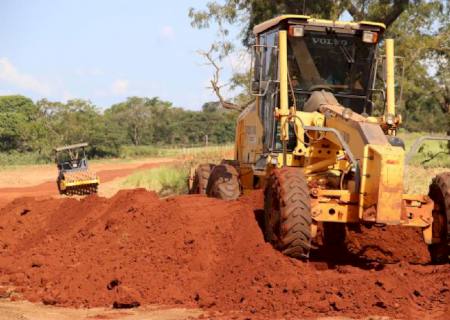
[[253, 14, 386, 35]]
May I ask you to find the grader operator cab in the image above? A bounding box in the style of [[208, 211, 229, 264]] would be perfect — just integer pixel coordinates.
[[55, 143, 100, 195], [190, 15, 450, 263]]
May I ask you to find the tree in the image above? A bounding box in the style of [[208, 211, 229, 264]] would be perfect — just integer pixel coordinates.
[[36, 98, 121, 158], [0, 95, 39, 152], [106, 97, 174, 146], [198, 45, 246, 111], [0, 93, 238, 163], [106, 97, 154, 146], [189, 0, 415, 47], [384, 1, 449, 134], [202, 101, 221, 112], [189, 0, 449, 134]]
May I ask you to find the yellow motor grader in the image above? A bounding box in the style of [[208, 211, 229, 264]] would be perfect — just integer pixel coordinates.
[[54, 143, 100, 195], [190, 15, 450, 263]]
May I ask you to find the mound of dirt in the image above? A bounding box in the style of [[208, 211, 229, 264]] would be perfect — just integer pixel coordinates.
[[0, 190, 448, 319]]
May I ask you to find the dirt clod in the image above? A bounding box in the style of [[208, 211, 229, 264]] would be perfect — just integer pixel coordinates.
[[20, 209, 30, 216], [107, 279, 121, 290], [0, 189, 448, 319]]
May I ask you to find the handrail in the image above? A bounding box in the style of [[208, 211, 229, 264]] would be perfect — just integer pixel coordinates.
[[405, 135, 450, 164]]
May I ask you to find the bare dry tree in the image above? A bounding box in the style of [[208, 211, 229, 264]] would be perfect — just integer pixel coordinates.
[[198, 45, 244, 111]]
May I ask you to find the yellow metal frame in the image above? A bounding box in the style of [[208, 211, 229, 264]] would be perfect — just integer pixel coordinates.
[[385, 39, 396, 117], [233, 19, 434, 245], [278, 30, 289, 142], [253, 14, 386, 35]]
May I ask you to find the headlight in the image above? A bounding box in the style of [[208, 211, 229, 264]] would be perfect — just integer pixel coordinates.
[[289, 26, 304, 37], [385, 113, 395, 125], [342, 108, 353, 120], [362, 31, 378, 43]]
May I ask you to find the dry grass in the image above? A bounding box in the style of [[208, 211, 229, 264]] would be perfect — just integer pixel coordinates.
[[121, 165, 188, 196], [399, 131, 449, 194], [398, 131, 449, 168], [404, 166, 448, 195], [99, 145, 234, 197], [100, 138, 449, 198]]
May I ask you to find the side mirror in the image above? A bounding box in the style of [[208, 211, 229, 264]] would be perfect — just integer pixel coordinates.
[[250, 43, 279, 97], [250, 44, 263, 96]]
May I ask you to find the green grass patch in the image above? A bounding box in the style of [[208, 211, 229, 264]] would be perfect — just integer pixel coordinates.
[[121, 165, 189, 196], [398, 131, 449, 168], [118, 145, 234, 197]]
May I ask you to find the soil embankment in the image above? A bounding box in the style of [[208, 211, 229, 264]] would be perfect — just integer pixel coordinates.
[[0, 189, 448, 319]]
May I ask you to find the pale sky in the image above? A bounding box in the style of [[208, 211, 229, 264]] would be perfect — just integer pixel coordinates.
[[0, 0, 244, 110]]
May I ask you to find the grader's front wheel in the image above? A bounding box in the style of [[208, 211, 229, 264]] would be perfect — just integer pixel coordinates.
[[264, 167, 312, 259], [428, 172, 450, 264]]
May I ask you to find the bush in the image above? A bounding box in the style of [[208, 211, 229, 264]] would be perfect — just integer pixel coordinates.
[[0, 151, 52, 166]]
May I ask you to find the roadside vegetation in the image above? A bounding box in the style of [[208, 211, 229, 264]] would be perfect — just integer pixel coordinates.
[[0, 0, 447, 198], [0, 95, 237, 165], [1, 2, 448, 167], [121, 166, 189, 196], [115, 136, 448, 198], [99, 145, 234, 197], [399, 131, 450, 168]]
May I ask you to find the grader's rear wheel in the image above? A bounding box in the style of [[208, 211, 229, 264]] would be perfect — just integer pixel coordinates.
[[206, 164, 240, 200], [264, 167, 312, 259], [428, 172, 450, 264], [189, 164, 215, 195]]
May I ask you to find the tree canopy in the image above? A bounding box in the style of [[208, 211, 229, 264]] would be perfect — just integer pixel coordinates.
[[0, 2, 448, 162], [189, 0, 418, 47], [0, 95, 238, 160], [190, 0, 449, 134]]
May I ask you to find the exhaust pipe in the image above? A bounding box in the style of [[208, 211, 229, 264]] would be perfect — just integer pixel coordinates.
[[385, 39, 396, 119]]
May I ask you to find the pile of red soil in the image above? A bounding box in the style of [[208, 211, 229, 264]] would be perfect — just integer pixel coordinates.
[[0, 190, 448, 319]]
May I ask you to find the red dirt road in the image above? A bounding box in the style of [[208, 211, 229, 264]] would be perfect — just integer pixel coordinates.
[[0, 189, 448, 319], [0, 160, 175, 209]]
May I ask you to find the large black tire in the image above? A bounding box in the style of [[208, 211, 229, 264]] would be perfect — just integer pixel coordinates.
[[428, 172, 450, 264], [189, 163, 215, 195], [264, 167, 312, 259], [206, 164, 240, 200]]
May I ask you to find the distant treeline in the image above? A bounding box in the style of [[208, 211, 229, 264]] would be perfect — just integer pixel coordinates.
[[0, 93, 448, 164], [0, 95, 237, 161]]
